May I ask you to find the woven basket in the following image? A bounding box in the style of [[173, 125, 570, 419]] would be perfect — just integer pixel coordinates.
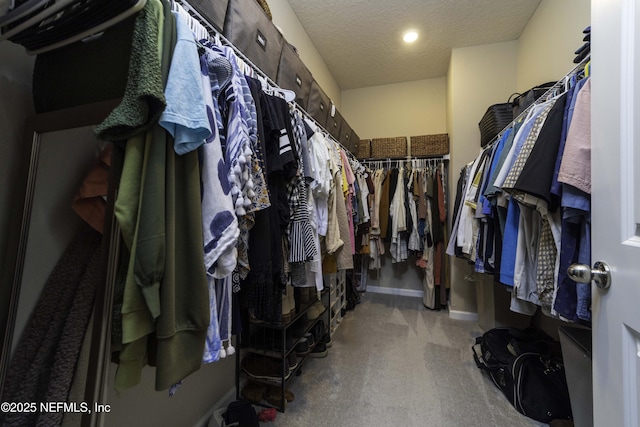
[[370, 137, 407, 158], [357, 139, 371, 159], [479, 103, 513, 147], [255, 0, 272, 19], [410, 134, 450, 156]]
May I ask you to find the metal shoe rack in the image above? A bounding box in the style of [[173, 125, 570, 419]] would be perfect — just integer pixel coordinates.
[[327, 270, 347, 335], [236, 289, 330, 412]]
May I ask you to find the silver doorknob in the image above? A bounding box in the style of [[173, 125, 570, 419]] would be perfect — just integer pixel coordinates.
[[567, 261, 612, 289]]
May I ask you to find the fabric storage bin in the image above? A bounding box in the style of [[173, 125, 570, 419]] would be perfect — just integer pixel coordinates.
[[276, 41, 313, 108], [327, 108, 343, 140], [350, 129, 361, 156], [410, 134, 449, 156], [370, 137, 407, 158], [306, 80, 330, 128], [223, 0, 284, 81], [339, 121, 353, 150], [189, 0, 229, 32], [357, 139, 371, 159], [479, 102, 513, 147]]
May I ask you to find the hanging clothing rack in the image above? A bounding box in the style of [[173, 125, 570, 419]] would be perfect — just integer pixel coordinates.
[[173, 0, 362, 169], [484, 55, 591, 151], [359, 155, 449, 170]]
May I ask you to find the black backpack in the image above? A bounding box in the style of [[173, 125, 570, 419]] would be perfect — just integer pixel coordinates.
[[472, 327, 573, 423], [222, 400, 259, 427]]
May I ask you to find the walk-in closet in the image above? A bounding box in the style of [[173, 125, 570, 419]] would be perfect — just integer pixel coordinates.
[[0, 0, 636, 426]]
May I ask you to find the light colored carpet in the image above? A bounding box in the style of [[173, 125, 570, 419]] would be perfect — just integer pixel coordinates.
[[269, 292, 546, 427]]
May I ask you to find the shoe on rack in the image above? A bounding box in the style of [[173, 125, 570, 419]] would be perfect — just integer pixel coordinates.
[[303, 332, 315, 350], [321, 333, 332, 348], [306, 301, 326, 320], [241, 353, 291, 381], [287, 352, 300, 372], [313, 320, 325, 344], [268, 386, 295, 403], [299, 286, 312, 305], [295, 337, 310, 357], [265, 391, 287, 411], [241, 381, 268, 402], [309, 342, 328, 358], [290, 319, 306, 339]]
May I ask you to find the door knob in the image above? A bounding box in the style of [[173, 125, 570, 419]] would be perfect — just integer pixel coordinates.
[[567, 261, 612, 289]]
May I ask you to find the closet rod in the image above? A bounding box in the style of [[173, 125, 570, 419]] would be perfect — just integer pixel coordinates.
[[359, 157, 449, 172], [359, 154, 450, 164], [174, 0, 360, 165], [485, 54, 591, 150]]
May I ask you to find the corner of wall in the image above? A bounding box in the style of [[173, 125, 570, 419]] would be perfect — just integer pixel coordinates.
[[516, 0, 591, 91], [446, 41, 518, 316], [268, 0, 342, 107]]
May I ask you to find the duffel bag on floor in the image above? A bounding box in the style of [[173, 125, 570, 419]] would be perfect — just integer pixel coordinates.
[[472, 327, 573, 423]]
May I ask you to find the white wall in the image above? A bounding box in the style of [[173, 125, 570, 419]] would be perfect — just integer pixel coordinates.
[[517, 0, 591, 92], [341, 78, 447, 138], [447, 40, 519, 314], [268, 0, 342, 107], [339, 77, 447, 293], [105, 358, 235, 427]]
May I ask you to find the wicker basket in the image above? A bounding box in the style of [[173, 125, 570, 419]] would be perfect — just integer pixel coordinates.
[[370, 137, 407, 159], [410, 134, 450, 156], [357, 139, 371, 159], [255, 0, 272, 19]]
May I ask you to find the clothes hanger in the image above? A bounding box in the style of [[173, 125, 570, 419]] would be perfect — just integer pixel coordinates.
[[26, 0, 146, 55], [174, 2, 204, 42], [274, 86, 295, 102]]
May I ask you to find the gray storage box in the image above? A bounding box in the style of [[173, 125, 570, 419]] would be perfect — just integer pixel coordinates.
[[223, 0, 284, 80]]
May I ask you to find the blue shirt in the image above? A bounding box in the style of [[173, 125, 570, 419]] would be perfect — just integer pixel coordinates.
[[160, 12, 212, 155]]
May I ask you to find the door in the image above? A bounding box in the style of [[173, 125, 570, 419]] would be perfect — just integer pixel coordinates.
[[592, 0, 640, 426]]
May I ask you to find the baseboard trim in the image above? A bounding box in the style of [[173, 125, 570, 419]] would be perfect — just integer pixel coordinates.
[[193, 385, 236, 427], [367, 286, 424, 299], [448, 301, 479, 322]]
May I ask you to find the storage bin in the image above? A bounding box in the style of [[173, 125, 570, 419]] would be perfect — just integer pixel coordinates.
[[189, 0, 229, 32], [276, 41, 313, 108], [223, 0, 284, 81], [370, 136, 407, 158], [349, 129, 360, 156], [339, 121, 355, 153], [478, 102, 513, 147], [410, 134, 449, 156], [306, 80, 331, 128], [327, 108, 342, 140]]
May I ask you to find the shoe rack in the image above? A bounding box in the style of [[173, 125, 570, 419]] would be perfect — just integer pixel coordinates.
[[328, 269, 347, 336], [236, 288, 331, 412]]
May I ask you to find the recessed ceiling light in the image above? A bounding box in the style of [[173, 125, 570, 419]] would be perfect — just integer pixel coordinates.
[[403, 31, 418, 43]]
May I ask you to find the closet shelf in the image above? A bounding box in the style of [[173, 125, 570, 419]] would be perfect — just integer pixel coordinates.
[[248, 291, 329, 330]]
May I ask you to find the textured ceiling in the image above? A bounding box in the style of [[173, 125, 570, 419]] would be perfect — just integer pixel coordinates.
[[287, 0, 542, 90]]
